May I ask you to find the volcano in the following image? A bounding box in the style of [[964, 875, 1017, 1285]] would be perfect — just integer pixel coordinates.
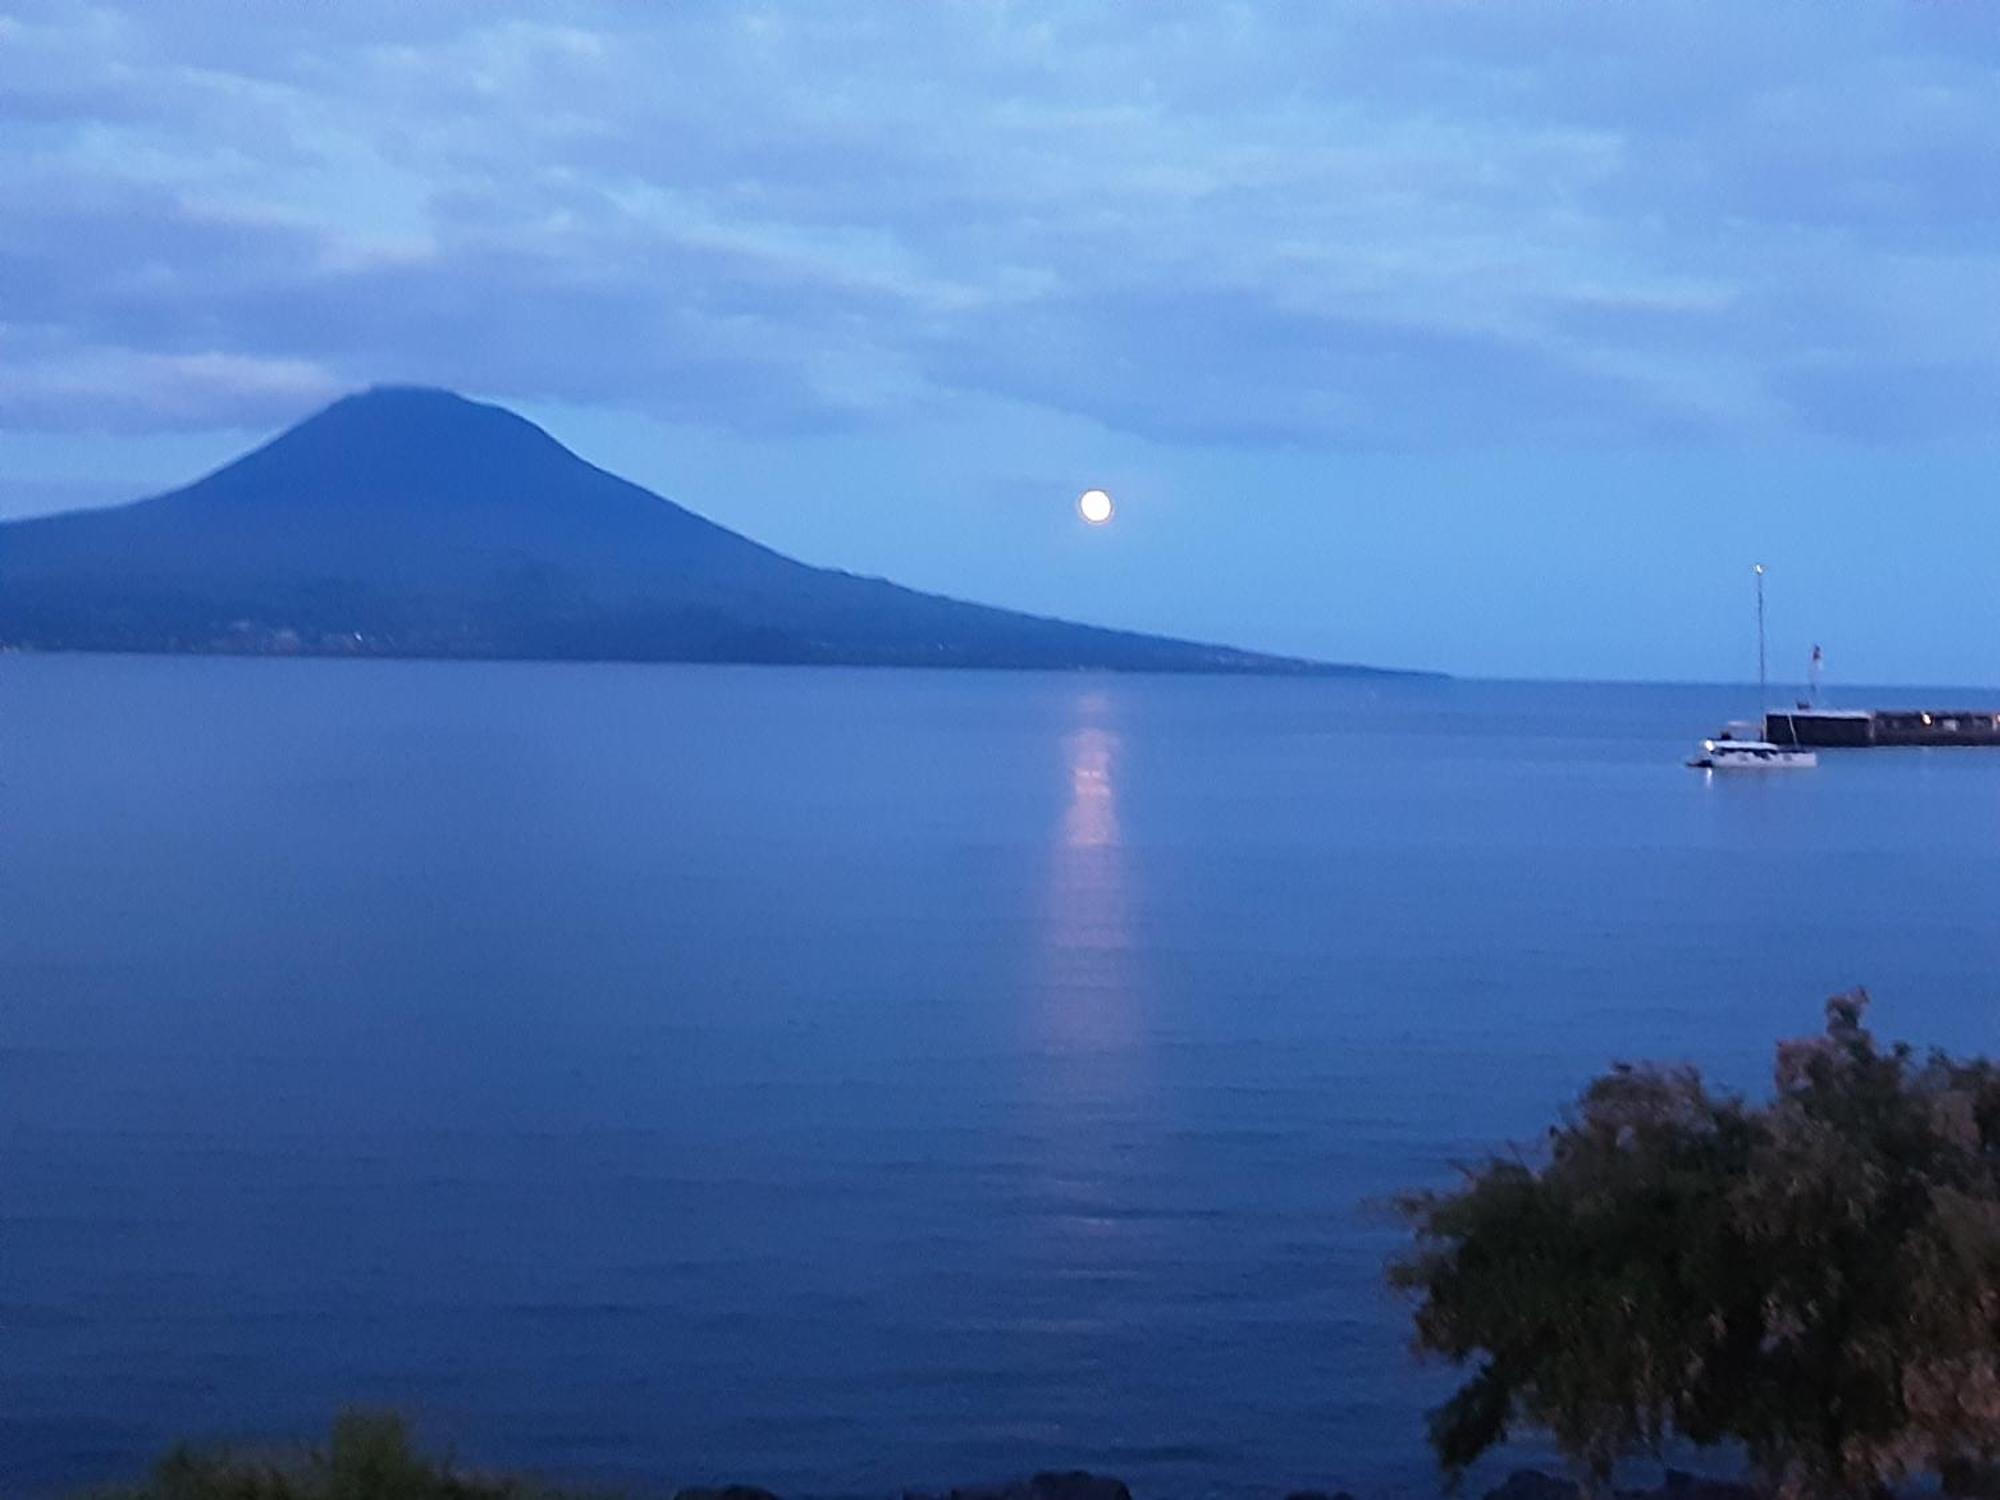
[[0, 387, 1408, 674]]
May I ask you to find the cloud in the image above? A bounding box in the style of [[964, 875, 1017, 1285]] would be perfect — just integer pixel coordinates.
[[0, 338, 341, 432], [2, 0, 1998, 444]]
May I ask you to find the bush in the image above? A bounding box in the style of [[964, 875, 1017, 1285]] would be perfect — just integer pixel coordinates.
[[92, 1411, 590, 1500], [1390, 993, 2000, 1499]]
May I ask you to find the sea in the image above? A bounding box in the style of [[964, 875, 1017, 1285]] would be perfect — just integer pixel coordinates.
[[6, 656, 2000, 1499]]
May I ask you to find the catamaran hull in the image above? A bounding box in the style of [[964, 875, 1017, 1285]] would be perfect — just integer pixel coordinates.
[[1687, 745, 1818, 770]]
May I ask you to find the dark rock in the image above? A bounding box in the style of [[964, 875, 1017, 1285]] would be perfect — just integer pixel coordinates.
[[1484, 1471, 1759, 1500], [1658, 1473, 1758, 1500], [674, 1487, 784, 1500], [908, 1472, 1132, 1500], [1023, 1475, 1133, 1500], [1483, 1472, 1580, 1500]]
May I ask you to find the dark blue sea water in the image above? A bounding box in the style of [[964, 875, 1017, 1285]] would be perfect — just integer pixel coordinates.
[[6, 657, 2000, 1499]]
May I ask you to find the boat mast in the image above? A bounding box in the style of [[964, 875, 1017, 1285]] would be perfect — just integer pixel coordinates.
[[1754, 563, 1767, 715], [1754, 563, 1799, 746]]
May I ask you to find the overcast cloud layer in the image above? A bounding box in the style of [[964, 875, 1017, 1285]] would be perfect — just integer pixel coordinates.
[[7, 1, 1999, 445], [4, 3, 1999, 679]]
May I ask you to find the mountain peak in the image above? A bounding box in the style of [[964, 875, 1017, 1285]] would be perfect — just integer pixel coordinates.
[[281, 383, 559, 454], [356, 383, 478, 404], [202, 385, 580, 510], [326, 385, 524, 427]]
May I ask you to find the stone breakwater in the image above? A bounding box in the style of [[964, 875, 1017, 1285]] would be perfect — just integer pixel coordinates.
[[673, 1467, 1759, 1500]]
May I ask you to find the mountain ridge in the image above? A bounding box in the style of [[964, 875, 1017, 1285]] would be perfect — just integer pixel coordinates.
[[0, 387, 1429, 676]]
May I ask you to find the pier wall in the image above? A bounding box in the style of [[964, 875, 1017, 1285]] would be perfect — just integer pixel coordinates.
[[1765, 710, 2000, 747]]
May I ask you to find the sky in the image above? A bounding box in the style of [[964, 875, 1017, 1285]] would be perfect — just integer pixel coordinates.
[[2, 2, 1998, 683]]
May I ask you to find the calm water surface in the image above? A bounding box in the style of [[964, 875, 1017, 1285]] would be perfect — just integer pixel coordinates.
[[6, 658, 2000, 1498]]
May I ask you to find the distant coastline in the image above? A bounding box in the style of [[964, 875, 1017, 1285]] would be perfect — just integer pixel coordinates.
[[0, 639, 1440, 678]]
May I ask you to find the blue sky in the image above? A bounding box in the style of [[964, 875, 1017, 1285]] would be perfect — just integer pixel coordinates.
[[2, 2, 1997, 682]]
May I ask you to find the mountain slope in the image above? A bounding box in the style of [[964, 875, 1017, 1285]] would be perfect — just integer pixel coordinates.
[[0, 387, 1411, 674]]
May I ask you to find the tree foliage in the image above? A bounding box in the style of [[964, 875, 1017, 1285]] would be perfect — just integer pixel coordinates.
[[1390, 994, 2000, 1499], [92, 1411, 588, 1500]]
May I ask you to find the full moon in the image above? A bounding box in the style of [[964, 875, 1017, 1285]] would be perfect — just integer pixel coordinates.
[[1078, 488, 1115, 525]]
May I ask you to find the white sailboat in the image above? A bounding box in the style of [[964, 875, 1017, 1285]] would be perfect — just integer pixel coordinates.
[[1687, 564, 1818, 770]]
